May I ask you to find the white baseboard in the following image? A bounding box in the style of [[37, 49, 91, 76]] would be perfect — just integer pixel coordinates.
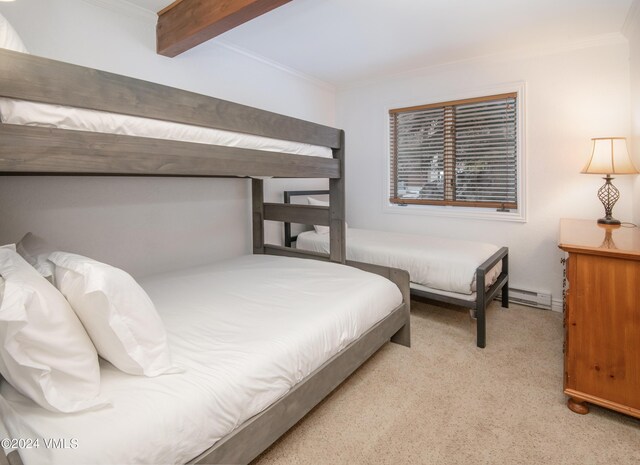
[[551, 298, 563, 313], [496, 288, 563, 313]]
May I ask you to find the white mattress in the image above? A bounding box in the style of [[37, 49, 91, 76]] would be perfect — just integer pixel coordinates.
[[296, 228, 502, 295], [410, 282, 477, 302], [0, 255, 401, 465], [0, 98, 332, 158]]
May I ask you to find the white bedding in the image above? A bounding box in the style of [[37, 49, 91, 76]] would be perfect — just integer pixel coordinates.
[[0, 255, 401, 465], [0, 98, 332, 158], [296, 228, 502, 296]]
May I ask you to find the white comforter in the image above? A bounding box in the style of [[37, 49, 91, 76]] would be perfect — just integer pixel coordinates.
[[0, 98, 332, 158], [296, 228, 502, 295], [0, 255, 401, 465]]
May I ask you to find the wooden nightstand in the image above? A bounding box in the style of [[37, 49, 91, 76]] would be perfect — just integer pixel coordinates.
[[558, 218, 640, 418]]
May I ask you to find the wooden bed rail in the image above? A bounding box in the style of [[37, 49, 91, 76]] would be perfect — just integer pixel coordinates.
[[0, 50, 342, 179], [263, 202, 329, 226], [0, 49, 340, 148], [0, 125, 341, 178]]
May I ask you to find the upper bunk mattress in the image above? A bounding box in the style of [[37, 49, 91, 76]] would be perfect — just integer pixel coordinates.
[[0, 98, 333, 158], [0, 254, 401, 465], [296, 228, 502, 295]]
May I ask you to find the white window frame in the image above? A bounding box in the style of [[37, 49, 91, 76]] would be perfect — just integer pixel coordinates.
[[382, 82, 527, 222]]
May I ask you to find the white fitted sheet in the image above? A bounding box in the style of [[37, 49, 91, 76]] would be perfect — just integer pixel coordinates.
[[0, 98, 332, 158], [0, 255, 401, 465], [296, 228, 502, 295]]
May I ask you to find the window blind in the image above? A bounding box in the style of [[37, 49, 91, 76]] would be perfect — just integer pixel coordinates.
[[390, 93, 518, 210]]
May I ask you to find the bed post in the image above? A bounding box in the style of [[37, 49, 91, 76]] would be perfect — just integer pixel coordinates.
[[475, 268, 487, 349], [329, 130, 346, 263], [389, 268, 411, 347], [252, 178, 265, 254], [501, 253, 509, 308]]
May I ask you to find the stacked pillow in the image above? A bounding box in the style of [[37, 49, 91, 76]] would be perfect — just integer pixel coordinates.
[[0, 244, 105, 412], [0, 234, 177, 413]]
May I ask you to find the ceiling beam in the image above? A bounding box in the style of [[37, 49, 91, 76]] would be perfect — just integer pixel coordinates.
[[157, 0, 293, 57]]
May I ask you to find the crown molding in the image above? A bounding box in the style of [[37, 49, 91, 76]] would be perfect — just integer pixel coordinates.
[[215, 39, 335, 92], [81, 0, 157, 23], [339, 32, 628, 91], [622, 0, 640, 38]]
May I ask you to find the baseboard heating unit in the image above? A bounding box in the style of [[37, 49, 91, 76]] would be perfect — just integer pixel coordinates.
[[501, 287, 552, 310]]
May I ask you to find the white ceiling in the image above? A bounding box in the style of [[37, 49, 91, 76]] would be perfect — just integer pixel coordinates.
[[127, 0, 634, 87]]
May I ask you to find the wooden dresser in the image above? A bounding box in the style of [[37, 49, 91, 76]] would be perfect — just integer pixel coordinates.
[[558, 218, 640, 418]]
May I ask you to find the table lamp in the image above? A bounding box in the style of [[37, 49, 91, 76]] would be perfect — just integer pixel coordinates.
[[581, 137, 638, 225]]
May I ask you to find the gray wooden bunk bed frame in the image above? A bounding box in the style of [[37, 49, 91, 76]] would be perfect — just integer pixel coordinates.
[[283, 190, 509, 349], [0, 49, 410, 465]]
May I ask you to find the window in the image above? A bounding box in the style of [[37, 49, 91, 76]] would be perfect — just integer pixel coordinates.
[[389, 92, 519, 211]]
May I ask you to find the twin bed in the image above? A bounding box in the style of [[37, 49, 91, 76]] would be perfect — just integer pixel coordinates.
[[284, 191, 510, 349], [0, 48, 410, 465]]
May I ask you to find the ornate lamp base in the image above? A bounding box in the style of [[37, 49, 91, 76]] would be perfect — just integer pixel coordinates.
[[596, 175, 620, 225]]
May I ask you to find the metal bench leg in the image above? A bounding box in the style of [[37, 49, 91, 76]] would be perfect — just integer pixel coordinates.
[[476, 270, 486, 348], [501, 281, 509, 308], [501, 253, 509, 309], [476, 296, 486, 348]]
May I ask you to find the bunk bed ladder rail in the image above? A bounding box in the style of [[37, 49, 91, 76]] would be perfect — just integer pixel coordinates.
[[253, 131, 346, 264]]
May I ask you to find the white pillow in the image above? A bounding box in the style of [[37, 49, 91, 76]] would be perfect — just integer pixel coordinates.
[[0, 246, 106, 413], [16, 232, 56, 281], [307, 196, 330, 234], [50, 252, 176, 377], [0, 13, 28, 53]]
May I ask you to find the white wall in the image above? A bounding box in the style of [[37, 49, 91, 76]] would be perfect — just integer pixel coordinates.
[[0, 0, 334, 277], [628, 3, 640, 223], [336, 40, 632, 303]]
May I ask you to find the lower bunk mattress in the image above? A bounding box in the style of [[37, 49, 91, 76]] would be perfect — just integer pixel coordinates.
[[296, 228, 502, 297], [0, 254, 402, 465]]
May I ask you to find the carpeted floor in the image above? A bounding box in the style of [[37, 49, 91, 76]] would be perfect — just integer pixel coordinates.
[[254, 300, 640, 465]]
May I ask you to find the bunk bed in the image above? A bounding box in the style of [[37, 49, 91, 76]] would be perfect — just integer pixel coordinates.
[[0, 48, 411, 465], [283, 190, 509, 348]]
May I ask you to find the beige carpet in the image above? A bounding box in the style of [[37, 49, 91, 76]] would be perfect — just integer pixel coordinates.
[[254, 300, 640, 465]]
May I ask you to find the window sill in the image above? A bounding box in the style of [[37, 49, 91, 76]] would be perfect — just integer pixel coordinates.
[[382, 202, 526, 222]]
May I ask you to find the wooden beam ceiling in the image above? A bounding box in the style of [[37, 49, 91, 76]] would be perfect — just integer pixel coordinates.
[[157, 0, 293, 57]]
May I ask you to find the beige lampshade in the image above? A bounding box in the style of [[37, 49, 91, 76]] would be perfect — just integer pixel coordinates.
[[582, 137, 639, 175]]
